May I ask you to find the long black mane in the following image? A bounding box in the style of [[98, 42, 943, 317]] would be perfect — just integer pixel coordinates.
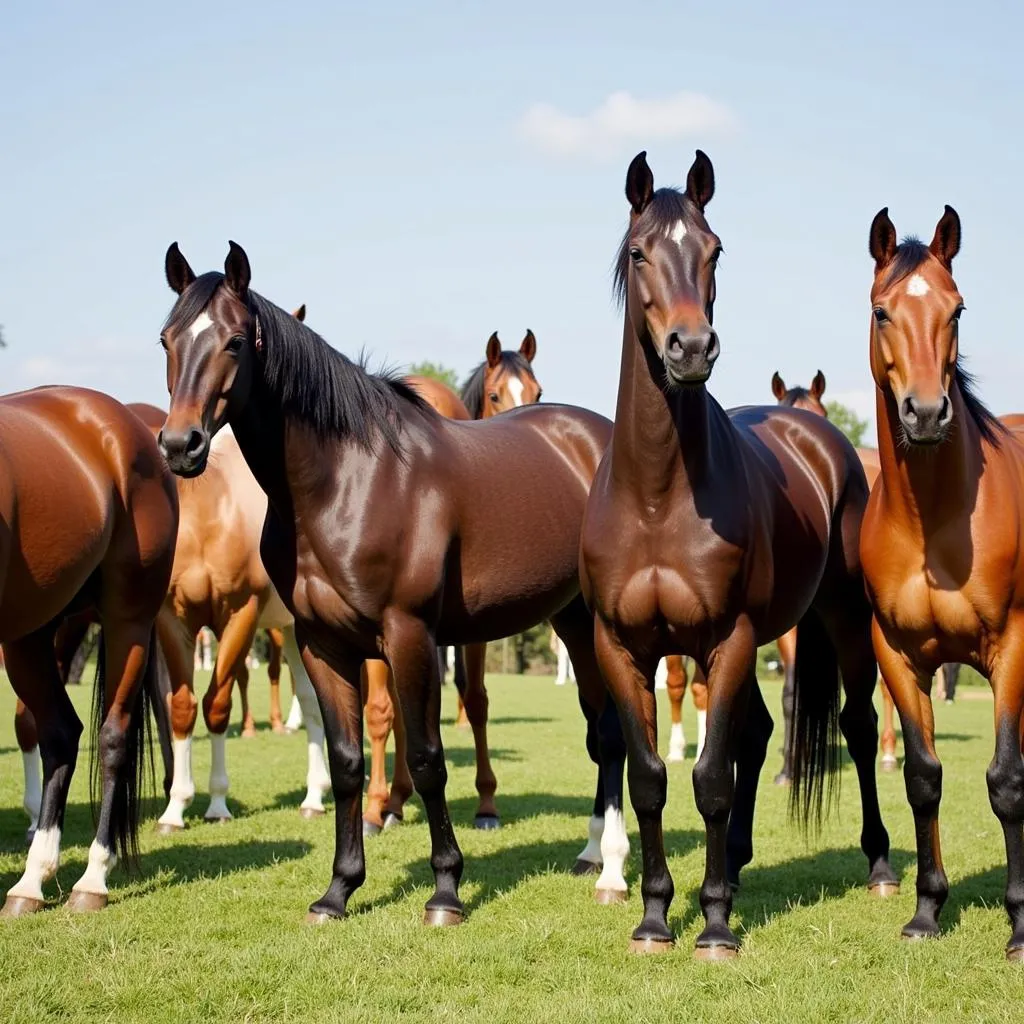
[[461, 353, 536, 419], [883, 238, 1004, 446], [164, 272, 425, 452], [613, 187, 700, 307]]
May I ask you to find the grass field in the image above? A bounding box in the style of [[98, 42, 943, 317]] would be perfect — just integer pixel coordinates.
[[0, 668, 1021, 1023]]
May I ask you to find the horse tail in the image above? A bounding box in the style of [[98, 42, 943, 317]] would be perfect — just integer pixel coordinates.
[[90, 624, 157, 865], [789, 606, 841, 828], [146, 635, 175, 801]]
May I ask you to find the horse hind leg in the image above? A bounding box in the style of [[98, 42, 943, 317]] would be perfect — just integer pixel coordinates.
[[362, 659, 395, 834], [880, 680, 899, 772], [460, 641, 499, 829], [774, 627, 797, 785], [281, 624, 331, 818], [664, 656, 687, 762], [14, 699, 42, 843], [267, 628, 285, 733], [2, 628, 82, 916]]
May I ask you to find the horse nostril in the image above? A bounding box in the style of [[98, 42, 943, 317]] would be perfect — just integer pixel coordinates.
[[666, 332, 684, 356], [185, 429, 206, 457], [705, 331, 720, 361], [938, 394, 952, 425], [157, 429, 166, 452], [901, 396, 918, 424]]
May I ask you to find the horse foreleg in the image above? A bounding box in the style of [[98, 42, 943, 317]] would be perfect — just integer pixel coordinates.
[[460, 641, 498, 828], [880, 678, 899, 771], [664, 656, 687, 762], [14, 698, 41, 842], [267, 627, 285, 733], [155, 613, 198, 833], [281, 624, 330, 817], [362, 659, 394, 834], [774, 627, 797, 784], [452, 645, 470, 728], [382, 665, 413, 828]]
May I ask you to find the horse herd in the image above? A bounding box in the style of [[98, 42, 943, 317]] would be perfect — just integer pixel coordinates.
[[2, 148, 1023, 963]]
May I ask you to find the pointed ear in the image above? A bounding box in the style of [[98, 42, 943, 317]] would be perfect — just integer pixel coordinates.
[[486, 332, 502, 368], [771, 372, 787, 401], [519, 329, 537, 363], [810, 370, 826, 400], [869, 208, 898, 271], [625, 151, 654, 215], [165, 242, 196, 295], [292, 304, 306, 322], [929, 205, 961, 270], [224, 240, 251, 298], [685, 149, 715, 212]]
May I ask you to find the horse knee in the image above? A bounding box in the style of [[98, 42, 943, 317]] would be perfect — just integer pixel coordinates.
[[987, 756, 1024, 823], [408, 741, 447, 795], [905, 754, 942, 815], [202, 687, 232, 734], [327, 740, 363, 799], [169, 688, 198, 737], [692, 756, 734, 823], [627, 754, 666, 818]]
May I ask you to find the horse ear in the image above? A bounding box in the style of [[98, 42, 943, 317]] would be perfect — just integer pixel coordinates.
[[810, 370, 826, 400], [224, 241, 251, 298], [685, 149, 715, 212], [929, 205, 961, 270], [869, 208, 898, 271], [519, 329, 537, 363], [165, 242, 196, 295], [486, 332, 502, 368], [293, 304, 306, 322], [770, 372, 787, 401], [625, 151, 654, 215]]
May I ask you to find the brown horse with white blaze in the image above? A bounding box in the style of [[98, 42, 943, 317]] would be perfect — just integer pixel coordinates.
[[861, 205, 1024, 959], [580, 150, 896, 958], [0, 387, 177, 915], [155, 241, 629, 925]]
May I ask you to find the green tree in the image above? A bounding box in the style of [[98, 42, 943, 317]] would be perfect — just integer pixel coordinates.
[[408, 361, 459, 391], [825, 400, 868, 447]]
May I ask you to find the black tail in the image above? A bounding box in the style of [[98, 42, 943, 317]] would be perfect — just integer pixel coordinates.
[[90, 625, 157, 865], [789, 607, 842, 827]]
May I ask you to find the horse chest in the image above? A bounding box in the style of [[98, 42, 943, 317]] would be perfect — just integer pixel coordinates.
[[881, 570, 984, 652]]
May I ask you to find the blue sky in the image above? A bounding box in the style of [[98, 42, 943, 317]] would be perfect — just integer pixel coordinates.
[[2, 1, 1022, 437]]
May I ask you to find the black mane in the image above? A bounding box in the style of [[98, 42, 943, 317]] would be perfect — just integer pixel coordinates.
[[461, 352, 536, 419], [613, 187, 700, 306], [164, 272, 425, 452], [779, 387, 812, 408], [881, 238, 1004, 446]]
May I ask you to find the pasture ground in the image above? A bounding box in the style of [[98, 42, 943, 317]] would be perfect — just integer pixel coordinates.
[[0, 667, 1020, 1023]]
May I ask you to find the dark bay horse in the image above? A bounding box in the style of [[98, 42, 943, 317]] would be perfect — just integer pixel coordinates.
[[580, 150, 896, 958], [861, 207, 1024, 960], [0, 387, 177, 915], [156, 241, 628, 923]]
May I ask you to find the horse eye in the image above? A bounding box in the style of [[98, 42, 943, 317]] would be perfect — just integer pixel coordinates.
[[225, 335, 245, 354], [158, 336, 168, 351], [629, 247, 645, 264], [710, 247, 723, 265], [872, 307, 889, 324], [951, 304, 965, 323], [488, 392, 500, 403]]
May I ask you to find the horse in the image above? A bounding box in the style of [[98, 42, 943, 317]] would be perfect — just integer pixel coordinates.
[[156, 240, 628, 925], [141, 409, 329, 830], [861, 206, 1024, 959], [0, 387, 177, 916], [663, 655, 707, 763], [769, 373, 905, 777], [579, 150, 896, 957]]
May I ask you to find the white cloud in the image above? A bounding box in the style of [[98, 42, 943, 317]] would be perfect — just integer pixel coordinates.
[[518, 91, 737, 159]]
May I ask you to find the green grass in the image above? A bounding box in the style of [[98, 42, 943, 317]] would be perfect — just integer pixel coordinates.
[[0, 671, 1021, 1023]]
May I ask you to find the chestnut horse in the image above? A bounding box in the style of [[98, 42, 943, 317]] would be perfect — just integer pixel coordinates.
[[0, 387, 177, 916], [156, 241, 628, 925], [662, 655, 707, 763], [580, 151, 896, 957], [861, 206, 1024, 959]]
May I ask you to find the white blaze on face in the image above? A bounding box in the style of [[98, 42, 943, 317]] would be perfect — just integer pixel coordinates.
[[667, 220, 687, 246], [906, 274, 930, 297], [188, 312, 214, 339], [507, 377, 525, 407]]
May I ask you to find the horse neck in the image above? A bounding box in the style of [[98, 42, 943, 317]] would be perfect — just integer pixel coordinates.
[[610, 315, 711, 501], [228, 380, 295, 521], [875, 382, 982, 529]]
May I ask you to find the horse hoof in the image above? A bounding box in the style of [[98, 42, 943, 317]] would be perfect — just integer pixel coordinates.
[[773, 773, 791, 787], [694, 943, 739, 962], [204, 816, 232, 825], [304, 910, 340, 926], [423, 907, 464, 927], [271, 723, 286, 735], [0, 895, 44, 918], [300, 807, 326, 821], [362, 819, 382, 837], [595, 888, 627, 905], [1006, 944, 1024, 963], [156, 821, 185, 835], [473, 815, 500, 831], [571, 859, 602, 876], [382, 812, 403, 831], [67, 890, 108, 913], [880, 756, 899, 773], [629, 936, 673, 955], [241, 729, 256, 740], [868, 881, 900, 898]]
